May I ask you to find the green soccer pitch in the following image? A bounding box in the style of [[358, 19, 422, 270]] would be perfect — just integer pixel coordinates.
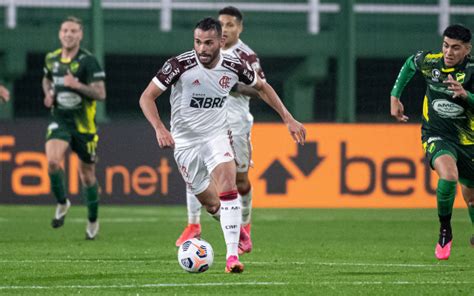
[[1, 205, 473, 295]]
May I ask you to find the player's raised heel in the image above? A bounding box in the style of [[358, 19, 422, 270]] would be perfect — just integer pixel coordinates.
[[51, 199, 71, 228], [225, 255, 244, 273], [175, 224, 201, 247], [238, 225, 252, 255], [86, 220, 99, 240]]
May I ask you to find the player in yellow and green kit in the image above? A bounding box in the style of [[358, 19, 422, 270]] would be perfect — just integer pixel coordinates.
[[42, 16, 106, 240], [390, 24, 474, 259]]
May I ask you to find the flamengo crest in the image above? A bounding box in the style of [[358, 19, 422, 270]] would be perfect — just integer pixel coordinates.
[[219, 75, 231, 89]]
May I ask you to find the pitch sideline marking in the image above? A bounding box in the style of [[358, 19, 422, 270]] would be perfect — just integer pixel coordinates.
[[1, 280, 474, 290], [0, 282, 287, 290], [0, 259, 470, 269]]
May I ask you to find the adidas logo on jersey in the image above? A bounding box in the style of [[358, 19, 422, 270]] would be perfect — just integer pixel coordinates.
[[192, 79, 201, 86]]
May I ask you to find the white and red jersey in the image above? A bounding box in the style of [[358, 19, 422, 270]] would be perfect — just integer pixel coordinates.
[[153, 50, 257, 149], [221, 39, 266, 135]]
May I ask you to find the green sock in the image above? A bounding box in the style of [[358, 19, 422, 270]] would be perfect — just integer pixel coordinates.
[[84, 183, 99, 222], [437, 179, 457, 219], [49, 170, 67, 204]]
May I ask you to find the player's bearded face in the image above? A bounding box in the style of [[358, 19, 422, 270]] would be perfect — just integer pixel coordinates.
[[442, 37, 471, 67], [219, 15, 242, 49], [194, 29, 222, 68], [59, 21, 83, 51]]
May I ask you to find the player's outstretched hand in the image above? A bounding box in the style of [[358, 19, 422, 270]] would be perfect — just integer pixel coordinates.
[[155, 128, 175, 149], [390, 96, 409, 122], [287, 118, 306, 145], [444, 74, 467, 99]]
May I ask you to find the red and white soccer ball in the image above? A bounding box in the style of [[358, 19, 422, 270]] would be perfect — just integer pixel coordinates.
[[177, 238, 214, 273]]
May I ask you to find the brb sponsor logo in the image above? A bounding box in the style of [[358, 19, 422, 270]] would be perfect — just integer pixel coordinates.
[[190, 96, 227, 109]]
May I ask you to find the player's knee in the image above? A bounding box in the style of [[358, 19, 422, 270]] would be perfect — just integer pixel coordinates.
[[442, 173, 458, 182], [47, 160, 62, 172], [79, 172, 97, 187], [439, 169, 458, 181], [204, 203, 220, 215], [236, 179, 251, 195]]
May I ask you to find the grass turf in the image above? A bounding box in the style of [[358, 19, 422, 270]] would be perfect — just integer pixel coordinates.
[[0, 205, 473, 295]]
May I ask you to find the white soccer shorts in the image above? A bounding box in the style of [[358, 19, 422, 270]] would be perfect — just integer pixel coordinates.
[[174, 133, 235, 195], [232, 133, 254, 173]]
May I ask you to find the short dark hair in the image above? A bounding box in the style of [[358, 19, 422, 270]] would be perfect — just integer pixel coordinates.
[[443, 24, 471, 43], [195, 17, 222, 36], [218, 6, 243, 22], [61, 16, 83, 29]]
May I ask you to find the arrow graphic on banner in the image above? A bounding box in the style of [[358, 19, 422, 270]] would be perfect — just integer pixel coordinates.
[[290, 141, 325, 176], [259, 160, 294, 194]]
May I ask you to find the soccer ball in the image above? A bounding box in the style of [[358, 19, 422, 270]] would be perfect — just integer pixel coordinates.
[[177, 238, 214, 273]]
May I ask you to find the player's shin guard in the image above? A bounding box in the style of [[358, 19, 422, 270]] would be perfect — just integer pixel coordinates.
[[437, 179, 457, 226], [187, 190, 202, 224], [239, 187, 252, 226], [49, 170, 67, 204], [84, 183, 99, 222], [219, 190, 241, 258]]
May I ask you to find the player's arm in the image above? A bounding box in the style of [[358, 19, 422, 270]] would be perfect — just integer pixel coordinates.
[[139, 81, 174, 149], [231, 83, 260, 99], [390, 55, 418, 122], [42, 76, 55, 108], [0, 85, 10, 103], [252, 77, 306, 145], [63, 71, 106, 101]]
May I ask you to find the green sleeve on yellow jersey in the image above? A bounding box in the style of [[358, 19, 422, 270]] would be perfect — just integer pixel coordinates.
[[390, 55, 417, 98]]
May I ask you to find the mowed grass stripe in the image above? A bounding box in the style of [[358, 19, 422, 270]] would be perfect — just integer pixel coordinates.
[[1, 280, 473, 290], [0, 259, 469, 269]]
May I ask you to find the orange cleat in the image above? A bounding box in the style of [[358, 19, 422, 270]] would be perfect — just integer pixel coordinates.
[[238, 225, 252, 255], [175, 224, 201, 247], [225, 255, 244, 273]]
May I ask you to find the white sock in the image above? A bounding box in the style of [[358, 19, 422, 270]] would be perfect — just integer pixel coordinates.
[[240, 188, 252, 225], [220, 197, 241, 258], [186, 189, 201, 224]]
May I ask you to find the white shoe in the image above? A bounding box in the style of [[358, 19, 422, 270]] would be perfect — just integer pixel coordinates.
[[51, 199, 71, 228], [86, 220, 99, 240]]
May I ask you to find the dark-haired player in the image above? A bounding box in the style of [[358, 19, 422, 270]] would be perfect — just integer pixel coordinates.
[[140, 17, 305, 273], [175, 6, 265, 256], [390, 24, 474, 259]]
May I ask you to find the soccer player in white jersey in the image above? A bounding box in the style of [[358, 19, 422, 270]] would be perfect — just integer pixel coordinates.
[[175, 7, 265, 255], [140, 17, 306, 273]]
